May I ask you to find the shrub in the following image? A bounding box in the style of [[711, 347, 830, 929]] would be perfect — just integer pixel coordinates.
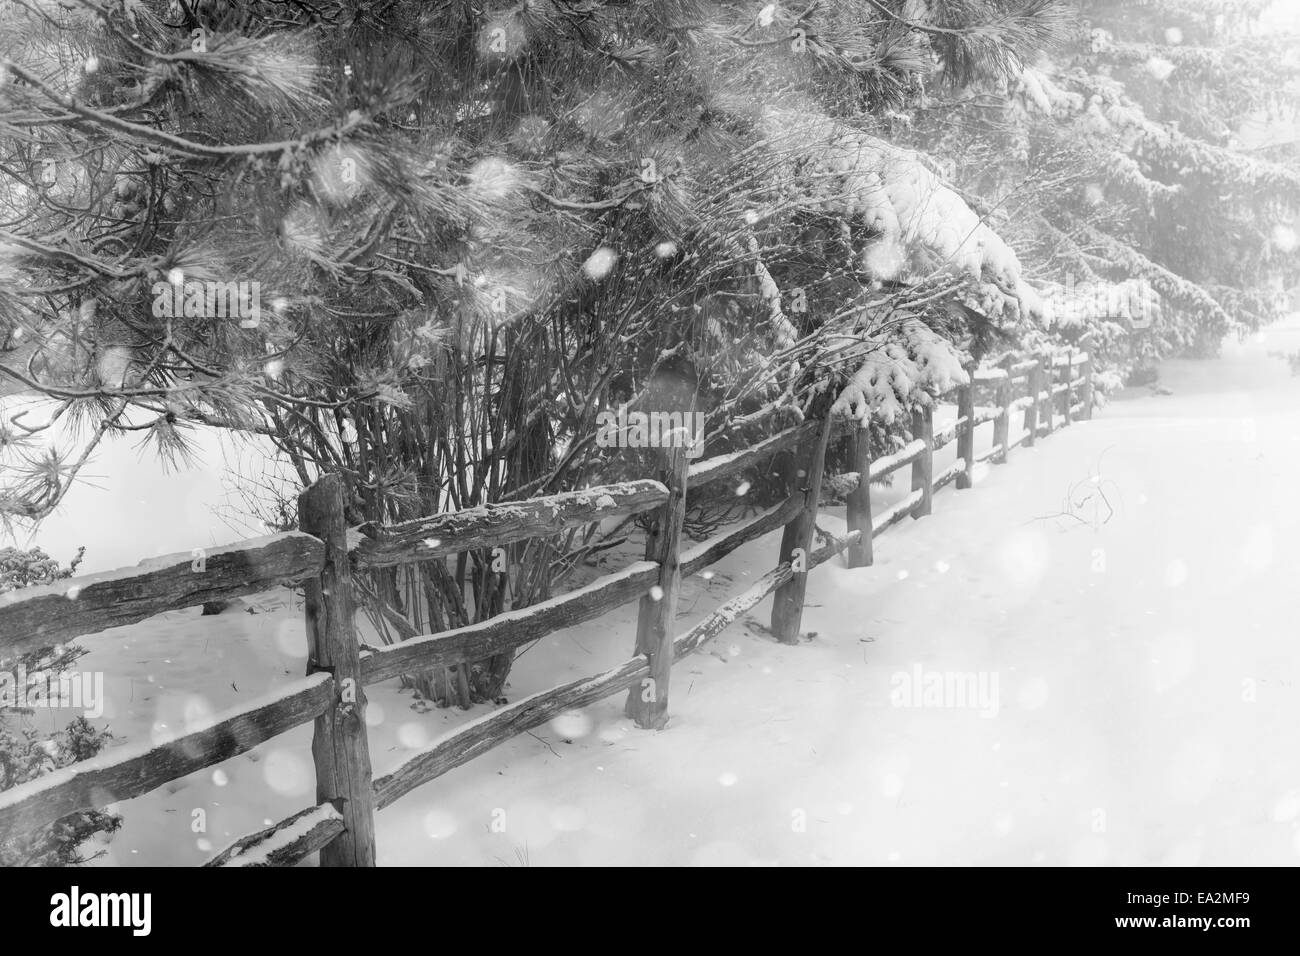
[[0, 544, 120, 866]]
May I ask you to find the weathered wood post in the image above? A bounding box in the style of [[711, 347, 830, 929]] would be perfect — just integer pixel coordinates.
[[770, 417, 832, 643], [1023, 358, 1041, 448], [845, 422, 874, 568], [1041, 352, 1056, 436], [1080, 353, 1094, 419], [956, 372, 975, 489], [626, 381, 694, 730], [992, 356, 1012, 463], [1062, 349, 1074, 426], [910, 404, 933, 518], [299, 474, 377, 867]]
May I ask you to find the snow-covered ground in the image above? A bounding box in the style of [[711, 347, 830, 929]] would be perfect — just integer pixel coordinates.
[[20, 317, 1300, 865]]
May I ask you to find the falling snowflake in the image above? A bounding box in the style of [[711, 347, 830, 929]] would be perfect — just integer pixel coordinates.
[[582, 247, 618, 280], [1145, 57, 1175, 81], [314, 144, 369, 205], [1271, 225, 1298, 253], [398, 722, 430, 749], [549, 710, 592, 740], [181, 695, 214, 734], [422, 808, 458, 839], [862, 239, 906, 280], [280, 205, 326, 257], [466, 156, 524, 201], [262, 748, 312, 796]]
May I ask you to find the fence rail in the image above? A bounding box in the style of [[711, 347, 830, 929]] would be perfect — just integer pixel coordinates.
[[350, 480, 670, 569], [0, 532, 324, 655], [0, 349, 1092, 866]]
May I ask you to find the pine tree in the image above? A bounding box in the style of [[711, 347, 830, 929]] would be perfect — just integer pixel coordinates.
[[0, 0, 1119, 706], [889, 0, 1299, 376]]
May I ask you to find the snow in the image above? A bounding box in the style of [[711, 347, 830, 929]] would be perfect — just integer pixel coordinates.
[[867, 439, 925, 481], [832, 320, 969, 425], [760, 107, 1039, 306], [214, 803, 341, 867], [0, 397, 287, 575], [360, 560, 659, 675], [0, 664, 325, 819], [873, 489, 924, 532], [17, 318, 1300, 866]]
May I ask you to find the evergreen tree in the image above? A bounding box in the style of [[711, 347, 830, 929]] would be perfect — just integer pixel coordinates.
[[23, 1, 1294, 706], [889, 0, 1299, 376]]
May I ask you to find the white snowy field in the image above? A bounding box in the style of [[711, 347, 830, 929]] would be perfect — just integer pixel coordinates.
[[10, 316, 1300, 866]]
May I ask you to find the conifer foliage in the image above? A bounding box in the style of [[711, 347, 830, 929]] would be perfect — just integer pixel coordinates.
[[1, 1, 1295, 704]]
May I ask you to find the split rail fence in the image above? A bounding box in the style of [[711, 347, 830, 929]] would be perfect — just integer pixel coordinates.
[[0, 350, 1093, 866]]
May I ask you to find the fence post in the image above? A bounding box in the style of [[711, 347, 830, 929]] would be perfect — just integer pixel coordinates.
[[625, 384, 694, 729], [625, 434, 689, 730], [1080, 354, 1094, 420], [1023, 359, 1041, 448], [910, 404, 933, 518], [1063, 349, 1074, 427], [299, 474, 377, 867], [771, 417, 832, 643], [845, 423, 874, 568], [956, 374, 975, 489], [993, 355, 1012, 463], [1042, 353, 1056, 436]]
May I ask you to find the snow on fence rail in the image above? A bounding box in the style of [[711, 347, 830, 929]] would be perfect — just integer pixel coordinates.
[[0, 674, 335, 835], [0, 532, 325, 655], [349, 480, 670, 569], [0, 350, 1092, 867], [686, 419, 819, 487]]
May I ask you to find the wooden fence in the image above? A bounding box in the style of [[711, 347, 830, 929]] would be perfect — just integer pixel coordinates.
[[0, 350, 1093, 866]]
